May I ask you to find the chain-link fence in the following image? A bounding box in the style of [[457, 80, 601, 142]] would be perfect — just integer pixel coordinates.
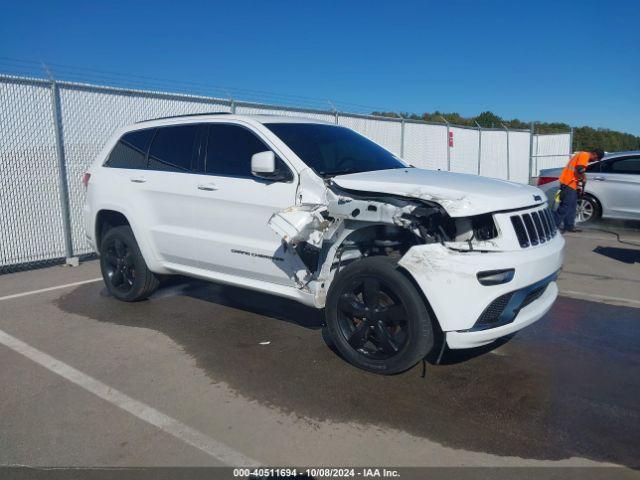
[[0, 74, 572, 273], [531, 132, 574, 176]]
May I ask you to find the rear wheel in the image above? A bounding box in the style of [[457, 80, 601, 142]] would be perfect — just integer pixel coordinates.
[[100, 226, 159, 301], [325, 256, 434, 374], [576, 194, 601, 224]]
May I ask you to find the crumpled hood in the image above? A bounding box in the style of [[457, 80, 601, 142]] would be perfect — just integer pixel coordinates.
[[332, 168, 545, 217]]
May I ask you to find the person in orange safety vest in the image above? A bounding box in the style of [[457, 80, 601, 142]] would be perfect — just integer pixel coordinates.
[[553, 148, 604, 232]]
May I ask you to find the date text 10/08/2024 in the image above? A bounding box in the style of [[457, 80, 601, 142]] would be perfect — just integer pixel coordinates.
[[233, 467, 401, 478]]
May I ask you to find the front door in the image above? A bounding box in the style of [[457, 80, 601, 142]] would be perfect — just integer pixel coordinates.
[[190, 122, 303, 286]]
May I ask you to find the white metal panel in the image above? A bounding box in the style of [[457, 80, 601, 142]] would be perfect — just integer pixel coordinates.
[[508, 131, 531, 184], [532, 134, 572, 175], [402, 122, 447, 170], [337, 115, 402, 156], [480, 130, 509, 180], [449, 127, 479, 175]]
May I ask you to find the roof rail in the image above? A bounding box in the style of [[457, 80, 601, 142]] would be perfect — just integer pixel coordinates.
[[136, 112, 231, 123]]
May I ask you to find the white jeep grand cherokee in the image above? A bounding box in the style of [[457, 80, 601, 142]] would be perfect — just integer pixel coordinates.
[[84, 113, 564, 374]]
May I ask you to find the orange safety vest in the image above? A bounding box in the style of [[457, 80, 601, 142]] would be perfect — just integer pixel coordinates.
[[559, 152, 590, 190]]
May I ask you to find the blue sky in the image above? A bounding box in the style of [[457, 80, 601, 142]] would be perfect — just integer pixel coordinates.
[[2, 0, 639, 134]]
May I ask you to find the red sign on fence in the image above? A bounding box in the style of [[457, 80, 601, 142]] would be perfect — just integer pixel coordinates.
[[448, 131, 454, 147]]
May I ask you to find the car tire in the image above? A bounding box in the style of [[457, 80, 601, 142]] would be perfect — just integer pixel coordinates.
[[100, 225, 159, 302], [325, 256, 435, 374], [576, 194, 601, 224]]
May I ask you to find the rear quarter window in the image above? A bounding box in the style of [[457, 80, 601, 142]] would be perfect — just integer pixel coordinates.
[[104, 129, 155, 169]]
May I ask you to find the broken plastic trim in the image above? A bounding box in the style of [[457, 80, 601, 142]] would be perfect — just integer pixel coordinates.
[[327, 183, 445, 213], [268, 182, 502, 298]]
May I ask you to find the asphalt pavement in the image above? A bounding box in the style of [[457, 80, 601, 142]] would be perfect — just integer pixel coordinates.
[[0, 226, 638, 474]]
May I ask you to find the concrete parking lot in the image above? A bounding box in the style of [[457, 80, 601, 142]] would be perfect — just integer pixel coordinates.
[[1, 224, 639, 473]]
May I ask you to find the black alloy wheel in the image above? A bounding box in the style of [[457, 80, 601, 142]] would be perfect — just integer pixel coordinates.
[[99, 225, 159, 301], [336, 277, 408, 360], [103, 237, 136, 294], [325, 256, 434, 374]]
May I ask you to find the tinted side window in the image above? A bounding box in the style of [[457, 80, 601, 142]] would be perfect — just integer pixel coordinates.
[[586, 161, 601, 173], [105, 129, 155, 169], [603, 157, 640, 174], [205, 124, 270, 177], [148, 125, 199, 172]]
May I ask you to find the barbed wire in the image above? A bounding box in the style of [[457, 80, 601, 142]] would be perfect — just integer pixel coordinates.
[[0, 57, 404, 115]]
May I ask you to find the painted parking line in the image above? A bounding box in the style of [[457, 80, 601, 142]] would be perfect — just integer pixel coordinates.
[[0, 329, 259, 466], [560, 289, 640, 307], [0, 278, 103, 302]]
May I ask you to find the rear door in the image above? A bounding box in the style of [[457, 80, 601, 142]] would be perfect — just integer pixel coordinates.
[[132, 123, 205, 268], [592, 156, 640, 219], [188, 122, 303, 285], [96, 127, 156, 255]]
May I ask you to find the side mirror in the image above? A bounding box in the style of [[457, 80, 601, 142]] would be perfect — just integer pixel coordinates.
[[251, 151, 275, 176], [251, 151, 290, 181]]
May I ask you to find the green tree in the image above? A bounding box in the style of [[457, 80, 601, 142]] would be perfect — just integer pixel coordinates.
[[371, 109, 640, 152], [475, 111, 503, 128]]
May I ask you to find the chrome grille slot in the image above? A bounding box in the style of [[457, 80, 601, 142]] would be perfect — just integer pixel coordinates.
[[522, 214, 538, 245], [546, 209, 558, 236], [539, 209, 551, 240], [510, 216, 529, 248], [510, 207, 558, 249], [531, 211, 546, 243]]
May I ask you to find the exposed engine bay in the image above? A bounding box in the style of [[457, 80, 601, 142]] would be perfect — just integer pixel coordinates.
[[268, 180, 500, 302]]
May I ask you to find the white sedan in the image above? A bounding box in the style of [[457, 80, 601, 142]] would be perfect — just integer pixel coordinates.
[[535, 151, 640, 223]]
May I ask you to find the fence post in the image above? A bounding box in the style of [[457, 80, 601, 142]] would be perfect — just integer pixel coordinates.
[[440, 116, 450, 171], [49, 80, 76, 266], [327, 100, 339, 125], [400, 117, 405, 158], [475, 121, 482, 175], [528, 122, 535, 184], [501, 123, 510, 180], [569, 127, 574, 155], [230, 98, 236, 113]]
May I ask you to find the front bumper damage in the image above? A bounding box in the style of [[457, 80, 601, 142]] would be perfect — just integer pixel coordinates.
[[268, 178, 564, 349], [399, 234, 564, 348]]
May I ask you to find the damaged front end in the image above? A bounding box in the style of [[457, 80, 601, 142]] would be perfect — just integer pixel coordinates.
[[268, 180, 501, 306]]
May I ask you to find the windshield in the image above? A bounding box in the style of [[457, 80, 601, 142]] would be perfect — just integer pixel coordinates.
[[264, 123, 406, 177]]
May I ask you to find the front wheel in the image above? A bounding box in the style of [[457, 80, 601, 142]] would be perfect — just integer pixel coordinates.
[[325, 256, 435, 374], [100, 225, 159, 301]]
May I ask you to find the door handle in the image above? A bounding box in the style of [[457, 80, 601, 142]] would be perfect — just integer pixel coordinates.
[[197, 183, 218, 191], [593, 176, 606, 181], [130, 177, 146, 183]]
